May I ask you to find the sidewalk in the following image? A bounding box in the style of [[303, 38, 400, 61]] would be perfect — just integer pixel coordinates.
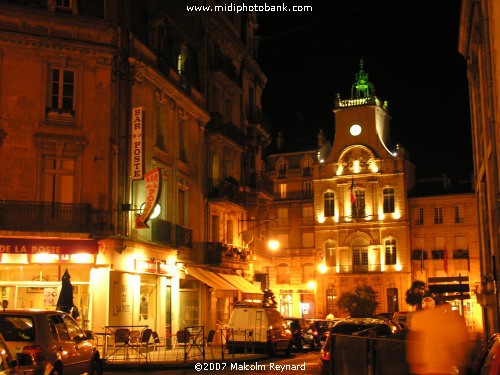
[[102, 344, 269, 371]]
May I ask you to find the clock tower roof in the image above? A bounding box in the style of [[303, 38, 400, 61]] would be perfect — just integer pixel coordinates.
[[351, 59, 374, 99]]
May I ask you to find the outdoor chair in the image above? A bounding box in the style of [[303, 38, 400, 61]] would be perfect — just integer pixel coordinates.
[[129, 328, 152, 361], [204, 329, 216, 359], [151, 331, 167, 361], [175, 330, 192, 361], [110, 328, 130, 361]]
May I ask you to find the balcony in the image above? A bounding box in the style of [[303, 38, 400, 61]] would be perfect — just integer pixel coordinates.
[[210, 54, 241, 87], [207, 178, 245, 206], [175, 225, 193, 249], [246, 106, 271, 132], [0, 200, 92, 233], [205, 242, 251, 266], [247, 172, 273, 196], [151, 219, 174, 246], [207, 112, 245, 145]]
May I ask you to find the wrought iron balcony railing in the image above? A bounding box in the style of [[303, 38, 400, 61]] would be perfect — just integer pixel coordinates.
[[207, 178, 245, 206], [175, 224, 193, 249], [247, 172, 273, 195], [205, 242, 251, 265], [0, 200, 92, 233]]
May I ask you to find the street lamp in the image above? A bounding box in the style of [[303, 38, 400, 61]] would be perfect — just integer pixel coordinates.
[[316, 249, 326, 274], [315, 249, 326, 318], [238, 217, 280, 251]]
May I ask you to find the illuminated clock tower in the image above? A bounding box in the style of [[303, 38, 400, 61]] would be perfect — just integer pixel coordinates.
[[315, 59, 415, 315]]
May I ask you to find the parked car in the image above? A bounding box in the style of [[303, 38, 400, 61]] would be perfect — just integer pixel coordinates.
[[226, 302, 292, 356], [392, 311, 415, 329], [284, 317, 315, 351], [318, 318, 403, 375], [0, 309, 102, 375], [475, 332, 500, 374], [372, 312, 396, 321], [307, 318, 340, 346], [0, 333, 18, 374]]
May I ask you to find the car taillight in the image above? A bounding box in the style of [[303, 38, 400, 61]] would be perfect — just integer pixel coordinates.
[[22, 345, 45, 362], [312, 329, 318, 336], [320, 347, 330, 361]]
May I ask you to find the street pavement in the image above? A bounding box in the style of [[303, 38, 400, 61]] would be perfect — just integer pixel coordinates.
[[102, 343, 271, 372]]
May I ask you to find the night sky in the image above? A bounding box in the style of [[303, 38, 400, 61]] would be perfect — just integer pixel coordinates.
[[257, 0, 472, 181]]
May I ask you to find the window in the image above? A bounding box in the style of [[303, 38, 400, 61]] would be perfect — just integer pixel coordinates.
[[302, 232, 314, 248], [211, 215, 220, 242], [301, 205, 313, 219], [325, 241, 336, 267], [279, 183, 287, 199], [277, 207, 289, 219], [179, 117, 187, 163], [415, 208, 424, 225], [303, 181, 312, 197], [41, 156, 75, 203], [385, 239, 397, 265], [434, 207, 443, 224], [178, 189, 187, 226], [177, 43, 188, 78], [386, 288, 399, 313], [302, 263, 315, 283], [352, 190, 365, 218], [154, 101, 166, 150], [56, 0, 72, 10], [225, 98, 233, 123], [455, 205, 464, 223], [302, 158, 312, 176], [48, 68, 75, 115], [353, 247, 368, 266], [276, 264, 290, 284], [277, 233, 289, 249], [383, 188, 395, 213], [278, 162, 287, 178], [226, 219, 233, 244], [324, 192, 335, 217]]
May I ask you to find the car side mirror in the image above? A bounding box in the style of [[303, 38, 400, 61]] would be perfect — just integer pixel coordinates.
[[84, 331, 94, 340]]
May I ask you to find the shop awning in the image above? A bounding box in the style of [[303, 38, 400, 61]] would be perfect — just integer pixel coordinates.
[[218, 274, 263, 296], [186, 267, 237, 297]]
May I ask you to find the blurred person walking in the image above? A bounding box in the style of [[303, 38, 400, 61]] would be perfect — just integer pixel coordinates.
[[406, 297, 470, 375]]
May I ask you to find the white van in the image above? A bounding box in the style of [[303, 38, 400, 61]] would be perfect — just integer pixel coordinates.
[[226, 303, 292, 356]]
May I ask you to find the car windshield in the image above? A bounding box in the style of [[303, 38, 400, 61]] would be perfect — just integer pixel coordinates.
[[0, 315, 35, 341]]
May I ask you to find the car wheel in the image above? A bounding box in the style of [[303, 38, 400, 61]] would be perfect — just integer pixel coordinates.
[[297, 338, 304, 351], [88, 355, 103, 375], [269, 342, 277, 357]]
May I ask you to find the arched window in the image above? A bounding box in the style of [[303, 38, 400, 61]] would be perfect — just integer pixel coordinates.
[[324, 192, 335, 217], [277, 263, 290, 284], [383, 187, 395, 213], [385, 238, 397, 265], [278, 161, 287, 178]]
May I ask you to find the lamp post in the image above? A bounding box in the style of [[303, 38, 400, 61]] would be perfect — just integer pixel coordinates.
[[315, 249, 326, 318], [238, 217, 280, 251]]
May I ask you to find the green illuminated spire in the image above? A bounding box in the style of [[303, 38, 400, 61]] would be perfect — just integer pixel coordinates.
[[351, 59, 374, 98]]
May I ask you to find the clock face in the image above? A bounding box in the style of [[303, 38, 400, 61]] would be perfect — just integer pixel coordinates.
[[350, 124, 362, 136]]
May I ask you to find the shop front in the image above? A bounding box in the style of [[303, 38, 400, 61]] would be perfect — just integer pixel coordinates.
[[0, 237, 99, 330]]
